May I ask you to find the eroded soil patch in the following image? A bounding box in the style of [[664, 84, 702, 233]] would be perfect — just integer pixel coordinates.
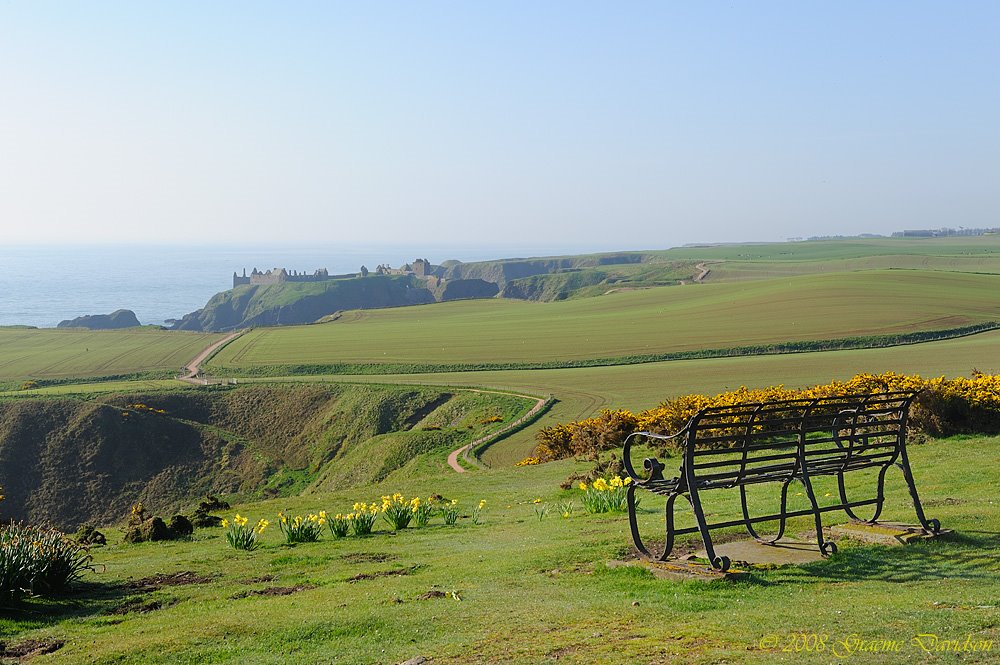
[[109, 597, 177, 615], [342, 552, 396, 564], [230, 585, 316, 599], [348, 565, 420, 583], [121, 571, 215, 592], [0, 639, 64, 659]]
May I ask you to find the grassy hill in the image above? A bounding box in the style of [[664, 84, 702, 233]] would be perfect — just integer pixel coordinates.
[[0, 384, 534, 529], [207, 269, 1000, 373]]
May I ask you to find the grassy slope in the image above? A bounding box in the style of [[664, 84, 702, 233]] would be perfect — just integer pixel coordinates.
[[3, 435, 996, 664], [0, 328, 222, 383], [207, 270, 1000, 370]]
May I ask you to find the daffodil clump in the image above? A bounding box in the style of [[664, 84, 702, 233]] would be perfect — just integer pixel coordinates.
[[440, 499, 460, 525], [327, 513, 350, 538], [347, 503, 380, 536], [1, 521, 94, 600], [472, 499, 487, 525], [277, 511, 325, 543], [221, 514, 269, 551], [381, 494, 418, 531], [532, 499, 548, 521], [557, 500, 575, 519], [579, 476, 632, 513], [412, 496, 435, 527]]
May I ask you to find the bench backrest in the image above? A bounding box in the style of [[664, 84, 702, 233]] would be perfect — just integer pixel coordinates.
[[684, 391, 916, 489]]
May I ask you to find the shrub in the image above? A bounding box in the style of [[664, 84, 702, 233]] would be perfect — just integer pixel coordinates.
[[535, 371, 1000, 461]]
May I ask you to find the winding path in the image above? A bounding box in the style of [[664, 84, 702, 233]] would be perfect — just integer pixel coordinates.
[[447, 392, 549, 473], [693, 262, 712, 282], [178, 331, 245, 384]]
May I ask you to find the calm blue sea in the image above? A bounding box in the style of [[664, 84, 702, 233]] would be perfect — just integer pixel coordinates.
[[0, 244, 569, 328]]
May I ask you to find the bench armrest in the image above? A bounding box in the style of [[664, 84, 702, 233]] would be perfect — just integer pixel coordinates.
[[623, 430, 684, 483]]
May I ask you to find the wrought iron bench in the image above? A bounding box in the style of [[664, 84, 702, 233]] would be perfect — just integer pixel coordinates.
[[622, 391, 941, 572]]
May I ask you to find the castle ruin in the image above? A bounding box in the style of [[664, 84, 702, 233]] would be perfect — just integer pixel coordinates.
[[233, 259, 433, 289]]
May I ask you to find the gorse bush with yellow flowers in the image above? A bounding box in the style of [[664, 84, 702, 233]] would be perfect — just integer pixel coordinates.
[[534, 371, 1000, 461], [579, 476, 633, 513], [221, 514, 268, 551]]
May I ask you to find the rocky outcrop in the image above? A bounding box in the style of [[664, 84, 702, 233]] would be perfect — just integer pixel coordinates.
[[57, 309, 141, 329]]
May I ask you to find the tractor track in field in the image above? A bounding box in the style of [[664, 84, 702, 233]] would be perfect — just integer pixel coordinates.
[[178, 331, 247, 384]]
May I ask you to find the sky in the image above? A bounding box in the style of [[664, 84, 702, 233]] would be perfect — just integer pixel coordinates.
[[1, 1, 998, 250]]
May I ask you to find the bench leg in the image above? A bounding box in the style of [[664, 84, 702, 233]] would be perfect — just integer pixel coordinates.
[[628, 485, 680, 561], [740, 479, 791, 544], [798, 472, 838, 556], [896, 446, 941, 535], [686, 487, 731, 572], [837, 467, 888, 523]]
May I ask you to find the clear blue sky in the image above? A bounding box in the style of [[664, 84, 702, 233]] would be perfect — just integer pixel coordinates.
[[1, 1, 997, 249]]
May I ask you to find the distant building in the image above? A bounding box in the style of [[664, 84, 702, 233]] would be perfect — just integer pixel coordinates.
[[232, 259, 432, 288]]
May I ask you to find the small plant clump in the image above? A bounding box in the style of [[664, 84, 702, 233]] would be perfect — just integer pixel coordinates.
[[472, 499, 487, 525], [347, 504, 379, 536], [1, 521, 94, 600], [221, 514, 268, 551], [277, 512, 326, 544], [327, 514, 350, 538], [381, 494, 416, 531], [579, 476, 633, 513], [532, 499, 548, 521], [440, 499, 460, 525], [412, 497, 435, 527]]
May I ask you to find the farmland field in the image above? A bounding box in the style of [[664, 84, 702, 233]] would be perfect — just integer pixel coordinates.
[[0, 327, 224, 383], [208, 270, 1000, 371], [217, 328, 1000, 466]]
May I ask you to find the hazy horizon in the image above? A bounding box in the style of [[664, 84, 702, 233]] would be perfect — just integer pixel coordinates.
[[2, 2, 998, 248]]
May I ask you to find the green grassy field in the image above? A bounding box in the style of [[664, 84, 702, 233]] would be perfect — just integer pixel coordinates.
[[237, 329, 1000, 466], [0, 328, 223, 384], [659, 235, 1000, 262], [2, 435, 996, 664], [207, 270, 1000, 371]]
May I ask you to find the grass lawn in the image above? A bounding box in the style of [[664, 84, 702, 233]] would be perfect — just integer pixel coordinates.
[[208, 270, 1000, 371], [1, 435, 996, 664]]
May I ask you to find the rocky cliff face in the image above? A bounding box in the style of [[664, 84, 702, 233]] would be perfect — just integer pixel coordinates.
[[57, 309, 142, 329], [172, 275, 437, 331]]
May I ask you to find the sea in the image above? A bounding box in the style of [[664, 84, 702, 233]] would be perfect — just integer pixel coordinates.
[[0, 244, 594, 328]]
